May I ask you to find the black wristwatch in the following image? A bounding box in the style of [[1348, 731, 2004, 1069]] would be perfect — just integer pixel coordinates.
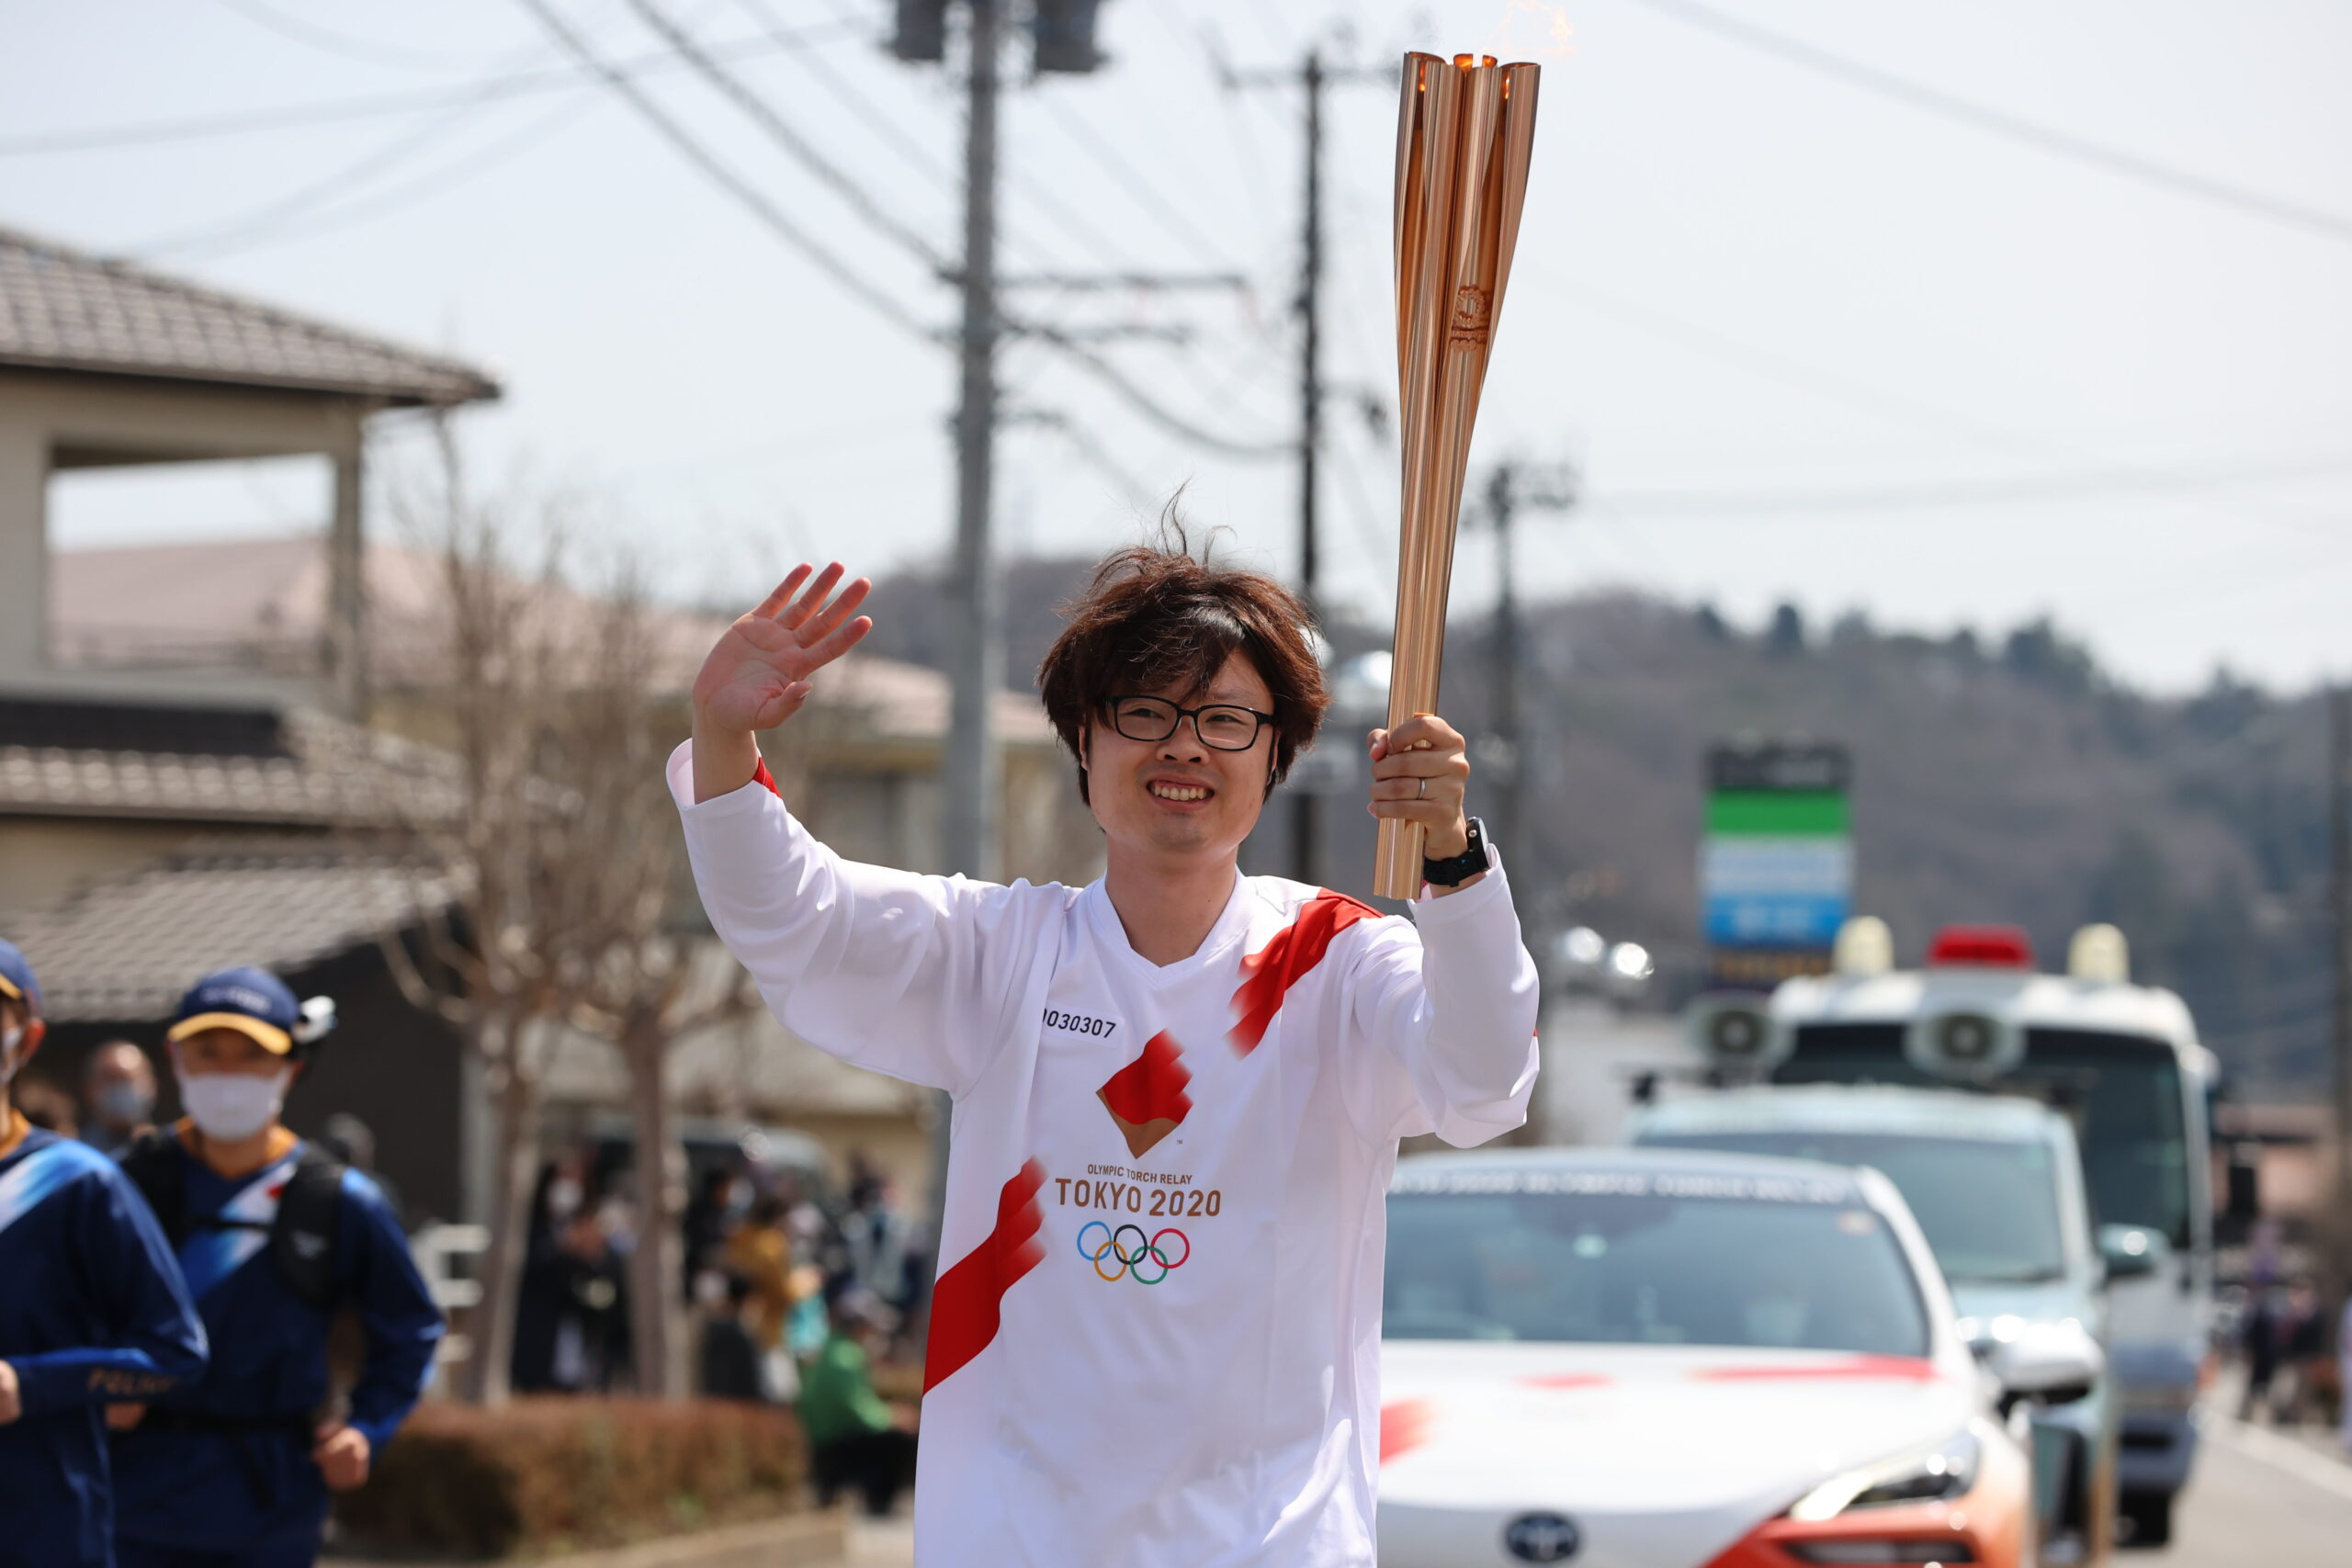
[[1420, 817, 1489, 887]]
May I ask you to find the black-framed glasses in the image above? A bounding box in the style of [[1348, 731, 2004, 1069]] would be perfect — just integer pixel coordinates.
[[1105, 694, 1274, 751]]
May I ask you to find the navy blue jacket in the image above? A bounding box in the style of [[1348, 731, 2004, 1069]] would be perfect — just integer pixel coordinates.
[[111, 1140, 443, 1554], [0, 1126, 209, 1568]]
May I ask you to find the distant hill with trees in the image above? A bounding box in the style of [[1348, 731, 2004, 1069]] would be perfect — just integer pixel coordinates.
[[854, 557, 2335, 1094]]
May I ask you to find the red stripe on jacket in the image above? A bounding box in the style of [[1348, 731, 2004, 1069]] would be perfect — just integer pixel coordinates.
[[922, 1160, 1046, 1393], [1227, 891, 1380, 1055]]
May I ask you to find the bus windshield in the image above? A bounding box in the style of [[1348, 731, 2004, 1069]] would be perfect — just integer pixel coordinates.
[[1777, 1024, 2191, 1247]]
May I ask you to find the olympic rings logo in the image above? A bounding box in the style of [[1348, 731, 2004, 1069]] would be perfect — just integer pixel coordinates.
[[1075, 1221, 1191, 1284]]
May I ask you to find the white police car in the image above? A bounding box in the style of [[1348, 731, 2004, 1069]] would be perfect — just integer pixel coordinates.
[[1376, 1148, 2081, 1567]]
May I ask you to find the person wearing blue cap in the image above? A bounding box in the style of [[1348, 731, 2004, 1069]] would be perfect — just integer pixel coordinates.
[[108, 966, 444, 1568], [0, 938, 210, 1568]]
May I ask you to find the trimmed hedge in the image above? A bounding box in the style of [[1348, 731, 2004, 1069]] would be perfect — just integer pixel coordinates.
[[335, 1398, 808, 1559]]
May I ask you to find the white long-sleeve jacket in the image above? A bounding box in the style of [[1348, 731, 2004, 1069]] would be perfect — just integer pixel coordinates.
[[668, 743, 1540, 1567]]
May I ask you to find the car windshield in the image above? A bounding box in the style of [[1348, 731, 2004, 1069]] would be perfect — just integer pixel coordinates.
[[1777, 1025, 2193, 1247], [1384, 1168, 1930, 1356], [1639, 1131, 2068, 1284]]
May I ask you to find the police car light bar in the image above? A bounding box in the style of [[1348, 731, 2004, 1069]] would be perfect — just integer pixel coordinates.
[[1924, 924, 2035, 970]]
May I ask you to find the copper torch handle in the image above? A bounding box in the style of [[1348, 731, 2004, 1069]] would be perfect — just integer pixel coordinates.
[[1375, 53, 1540, 899]]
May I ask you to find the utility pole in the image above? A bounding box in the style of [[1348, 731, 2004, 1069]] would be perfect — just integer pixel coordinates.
[[1480, 461, 1573, 1149], [1478, 461, 1577, 861], [890, 0, 1132, 1253], [943, 0, 1003, 892], [1222, 46, 1385, 886], [901, 2, 1236, 895], [1293, 49, 1326, 885]]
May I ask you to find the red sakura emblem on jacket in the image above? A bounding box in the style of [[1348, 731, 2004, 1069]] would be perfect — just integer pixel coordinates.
[[1096, 1032, 1193, 1157]]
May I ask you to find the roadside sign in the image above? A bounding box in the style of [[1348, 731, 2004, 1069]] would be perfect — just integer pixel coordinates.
[[1702, 741, 1852, 986]]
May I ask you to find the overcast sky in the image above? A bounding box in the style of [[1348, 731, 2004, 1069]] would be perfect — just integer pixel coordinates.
[[5, 0, 2347, 692]]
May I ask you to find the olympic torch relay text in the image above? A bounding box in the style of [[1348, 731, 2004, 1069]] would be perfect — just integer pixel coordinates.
[[1053, 1171, 1223, 1220]]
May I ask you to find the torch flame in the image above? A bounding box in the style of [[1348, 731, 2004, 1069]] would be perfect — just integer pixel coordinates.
[[1485, 0, 1576, 59]]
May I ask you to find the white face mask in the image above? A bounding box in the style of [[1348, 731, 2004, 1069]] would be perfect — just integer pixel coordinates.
[[178, 1068, 292, 1143], [0, 1025, 21, 1087]]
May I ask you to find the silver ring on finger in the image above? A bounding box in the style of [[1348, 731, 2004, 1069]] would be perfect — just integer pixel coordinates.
[[1415, 777, 1428, 800]]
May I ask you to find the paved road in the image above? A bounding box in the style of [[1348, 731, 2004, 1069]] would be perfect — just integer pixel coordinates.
[[842, 1516, 914, 1565], [2156, 1415, 2352, 1568], [835, 1417, 2352, 1568]]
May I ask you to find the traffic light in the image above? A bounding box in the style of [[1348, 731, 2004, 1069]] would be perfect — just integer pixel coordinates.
[[1031, 0, 1108, 73], [891, 0, 946, 62]]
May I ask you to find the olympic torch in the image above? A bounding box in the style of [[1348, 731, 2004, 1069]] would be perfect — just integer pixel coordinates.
[[1374, 51, 1542, 898]]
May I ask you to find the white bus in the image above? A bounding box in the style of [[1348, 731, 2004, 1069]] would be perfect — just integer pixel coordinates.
[[1685, 919, 2213, 1547]]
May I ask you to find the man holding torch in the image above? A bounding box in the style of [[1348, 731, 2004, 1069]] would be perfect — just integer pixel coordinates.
[[673, 542, 1538, 1564]]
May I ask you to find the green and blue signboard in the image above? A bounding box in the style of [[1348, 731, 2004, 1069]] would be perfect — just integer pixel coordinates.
[[1702, 742, 1851, 987]]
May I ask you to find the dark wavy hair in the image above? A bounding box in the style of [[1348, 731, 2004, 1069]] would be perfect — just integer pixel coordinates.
[[1038, 523, 1329, 805]]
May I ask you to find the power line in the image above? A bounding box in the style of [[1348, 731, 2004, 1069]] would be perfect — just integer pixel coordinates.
[[1525, 262, 2347, 544], [1019, 323, 1288, 457], [131, 73, 541, 256], [996, 134, 1152, 273], [1625, 0, 2352, 246], [1008, 408, 1156, 510], [734, 0, 955, 186], [0, 28, 858, 156], [1591, 454, 2352, 518], [627, 0, 953, 270], [512, 0, 939, 344], [617, 3, 1284, 457], [162, 95, 597, 262], [508, 0, 1276, 469], [1535, 265, 2041, 458], [804, 0, 1143, 270], [739, 0, 1118, 276], [209, 0, 504, 72], [1031, 89, 1238, 270]]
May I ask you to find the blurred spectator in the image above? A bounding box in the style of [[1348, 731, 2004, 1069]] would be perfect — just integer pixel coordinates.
[[2339, 1291, 2352, 1454], [777, 1168, 842, 1278], [845, 1175, 918, 1323], [513, 1156, 628, 1393], [683, 1166, 747, 1301], [723, 1192, 795, 1357], [2241, 1280, 2331, 1424], [696, 1273, 774, 1404], [14, 1073, 78, 1135], [318, 1111, 405, 1229], [801, 1284, 917, 1517], [513, 1158, 580, 1392], [2239, 1286, 2282, 1420], [76, 1039, 153, 1156], [786, 1262, 830, 1361], [2277, 1281, 2328, 1425]]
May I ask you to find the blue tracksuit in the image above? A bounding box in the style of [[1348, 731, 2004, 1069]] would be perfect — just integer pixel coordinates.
[[110, 1142, 443, 1564], [0, 1127, 209, 1568]]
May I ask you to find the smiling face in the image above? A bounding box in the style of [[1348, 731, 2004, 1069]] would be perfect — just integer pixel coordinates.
[[1082, 650, 1276, 864]]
